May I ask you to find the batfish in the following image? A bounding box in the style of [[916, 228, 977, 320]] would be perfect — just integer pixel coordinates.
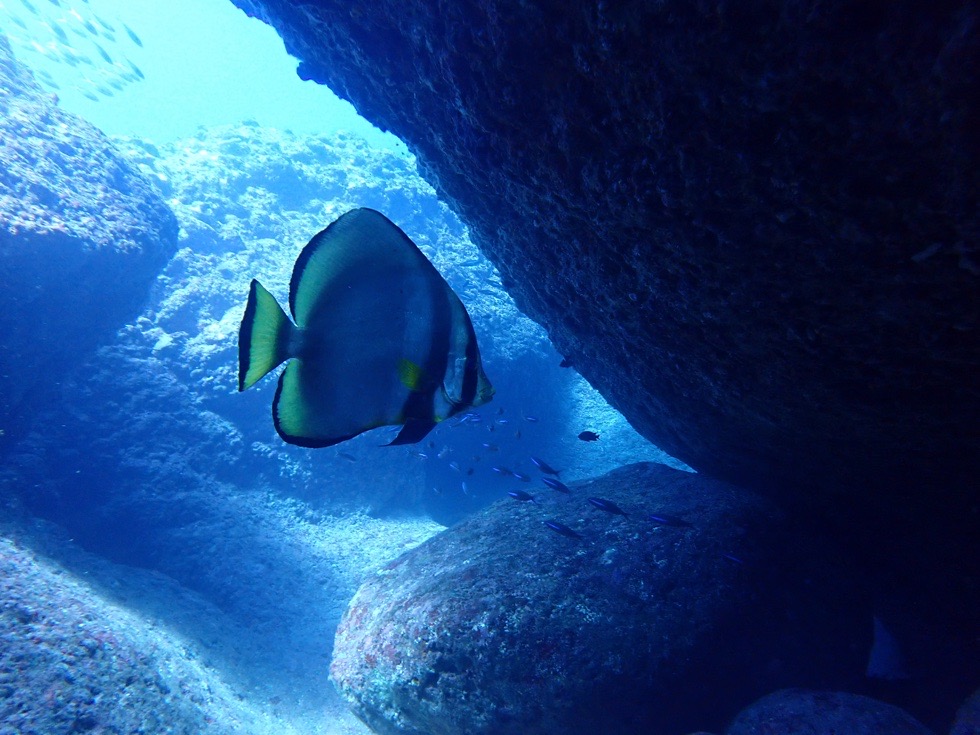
[[238, 208, 493, 447]]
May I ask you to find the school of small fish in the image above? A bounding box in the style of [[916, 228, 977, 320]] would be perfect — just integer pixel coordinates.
[[333, 400, 739, 560], [1, 0, 145, 101]]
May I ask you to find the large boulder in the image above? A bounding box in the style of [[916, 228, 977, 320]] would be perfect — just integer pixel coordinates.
[[230, 0, 980, 681], [230, 0, 978, 504], [0, 33, 177, 442], [330, 463, 868, 735]]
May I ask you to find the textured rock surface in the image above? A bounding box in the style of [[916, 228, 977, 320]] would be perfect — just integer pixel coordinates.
[[331, 463, 868, 735], [951, 688, 980, 735], [725, 689, 934, 735], [0, 533, 258, 735], [230, 0, 978, 503], [229, 1, 980, 697], [0, 33, 177, 440]]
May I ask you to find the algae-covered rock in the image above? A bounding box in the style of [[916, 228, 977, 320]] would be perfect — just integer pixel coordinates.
[[331, 463, 869, 735], [725, 689, 934, 735]]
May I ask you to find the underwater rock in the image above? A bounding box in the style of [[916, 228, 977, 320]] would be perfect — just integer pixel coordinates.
[[951, 687, 980, 735], [0, 32, 177, 443], [0, 534, 240, 735], [232, 0, 978, 503], [725, 689, 934, 735], [331, 463, 869, 735], [233, 0, 979, 674]]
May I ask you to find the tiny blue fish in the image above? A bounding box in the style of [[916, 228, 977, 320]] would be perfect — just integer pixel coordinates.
[[648, 513, 692, 528], [512, 472, 532, 482], [543, 477, 570, 494], [482, 442, 499, 451], [508, 490, 535, 503], [543, 520, 582, 540], [722, 553, 744, 565], [523, 415, 539, 422], [530, 456, 560, 476], [338, 452, 357, 462], [578, 430, 600, 442], [123, 22, 143, 47], [449, 461, 461, 472], [587, 497, 628, 517], [491, 466, 513, 476], [93, 42, 111, 64]]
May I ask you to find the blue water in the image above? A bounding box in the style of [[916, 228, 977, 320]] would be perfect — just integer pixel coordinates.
[[1, 0, 404, 149]]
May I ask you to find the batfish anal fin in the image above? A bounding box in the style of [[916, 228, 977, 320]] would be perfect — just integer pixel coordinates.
[[386, 418, 438, 446]]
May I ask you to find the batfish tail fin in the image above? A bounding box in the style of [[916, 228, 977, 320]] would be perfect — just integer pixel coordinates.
[[238, 279, 294, 391]]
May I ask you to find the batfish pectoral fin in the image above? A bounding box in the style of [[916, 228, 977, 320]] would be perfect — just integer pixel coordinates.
[[238, 279, 294, 391], [386, 418, 438, 446], [398, 358, 427, 391]]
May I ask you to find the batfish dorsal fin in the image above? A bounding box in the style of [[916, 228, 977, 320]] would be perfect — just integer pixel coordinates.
[[288, 208, 433, 328]]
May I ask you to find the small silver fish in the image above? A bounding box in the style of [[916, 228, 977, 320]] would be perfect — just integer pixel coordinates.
[[530, 456, 560, 476], [543, 520, 582, 540], [587, 497, 628, 517], [123, 23, 143, 47]]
